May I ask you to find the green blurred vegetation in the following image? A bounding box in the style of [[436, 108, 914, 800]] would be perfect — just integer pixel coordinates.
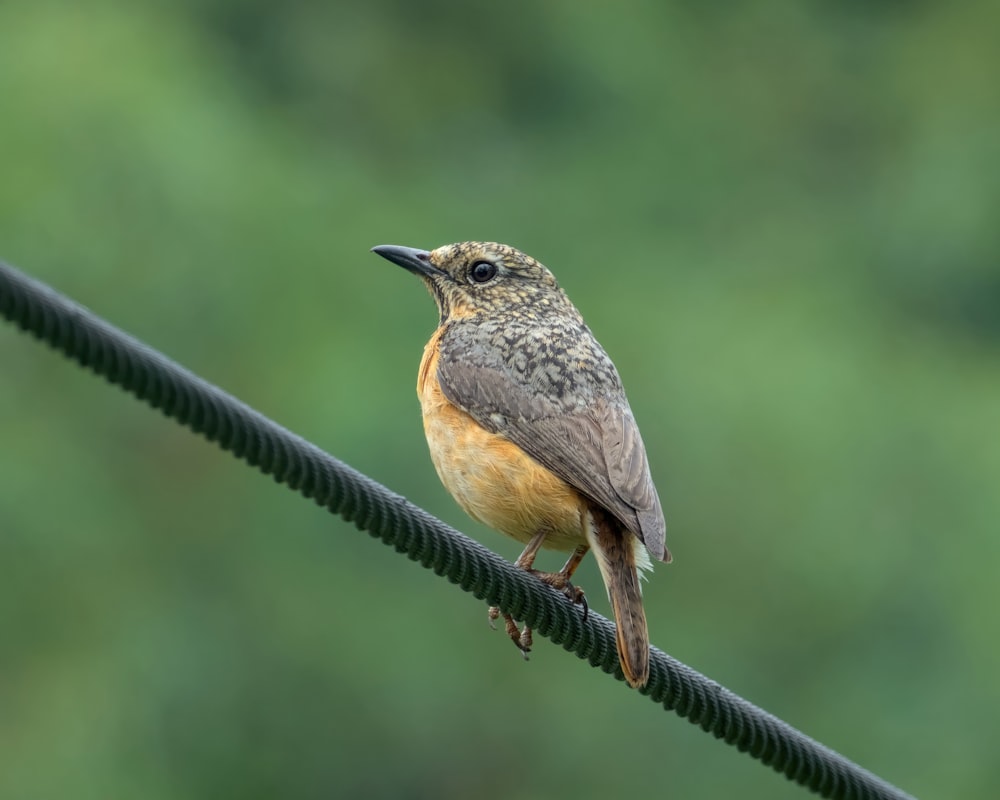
[[2, 1, 998, 798]]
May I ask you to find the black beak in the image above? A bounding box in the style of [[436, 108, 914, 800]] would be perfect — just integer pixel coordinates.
[[371, 244, 442, 278]]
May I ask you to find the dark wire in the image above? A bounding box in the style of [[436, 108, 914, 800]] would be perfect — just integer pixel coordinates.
[[0, 260, 916, 800]]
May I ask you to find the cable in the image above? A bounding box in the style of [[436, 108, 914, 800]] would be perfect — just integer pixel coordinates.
[[0, 259, 915, 800]]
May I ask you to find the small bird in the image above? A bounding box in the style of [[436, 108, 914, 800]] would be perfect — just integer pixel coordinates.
[[373, 241, 670, 688]]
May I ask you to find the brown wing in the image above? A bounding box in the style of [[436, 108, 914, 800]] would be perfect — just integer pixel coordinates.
[[436, 357, 668, 562]]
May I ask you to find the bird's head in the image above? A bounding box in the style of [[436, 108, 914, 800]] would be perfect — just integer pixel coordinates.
[[372, 241, 576, 324]]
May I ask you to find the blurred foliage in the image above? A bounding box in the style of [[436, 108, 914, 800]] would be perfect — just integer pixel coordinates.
[[2, 1, 998, 798]]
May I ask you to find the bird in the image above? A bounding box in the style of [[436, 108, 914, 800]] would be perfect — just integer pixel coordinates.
[[372, 241, 670, 688]]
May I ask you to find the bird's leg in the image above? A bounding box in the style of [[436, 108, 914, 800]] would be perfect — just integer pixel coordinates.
[[488, 530, 548, 656], [529, 545, 590, 621], [489, 537, 592, 657]]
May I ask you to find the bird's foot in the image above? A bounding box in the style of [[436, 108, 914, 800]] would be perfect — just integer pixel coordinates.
[[488, 605, 532, 658], [529, 568, 589, 621]]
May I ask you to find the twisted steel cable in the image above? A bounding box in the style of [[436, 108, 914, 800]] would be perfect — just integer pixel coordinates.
[[0, 259, 915, 800]]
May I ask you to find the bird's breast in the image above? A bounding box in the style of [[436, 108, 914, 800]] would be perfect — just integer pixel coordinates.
[[417, 331, 588, 551]]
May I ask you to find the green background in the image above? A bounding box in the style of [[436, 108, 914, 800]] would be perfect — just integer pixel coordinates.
[[2, 2, 998, 798]]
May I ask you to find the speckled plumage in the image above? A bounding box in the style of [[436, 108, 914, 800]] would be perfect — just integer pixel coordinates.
[[374, 240, 669, 688], [424, 241, 667, 562]]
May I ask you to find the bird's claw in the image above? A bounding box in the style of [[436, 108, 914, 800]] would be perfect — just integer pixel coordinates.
[[487, 605, 532, 658]]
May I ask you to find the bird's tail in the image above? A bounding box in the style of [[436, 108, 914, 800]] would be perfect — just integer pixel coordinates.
[[585, 508, 650, 689]]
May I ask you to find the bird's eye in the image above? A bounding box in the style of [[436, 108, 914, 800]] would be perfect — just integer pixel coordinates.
[[469, 261, 498, 284]]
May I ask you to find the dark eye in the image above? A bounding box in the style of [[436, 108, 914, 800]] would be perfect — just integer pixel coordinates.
[[469, 261, 498, 284]]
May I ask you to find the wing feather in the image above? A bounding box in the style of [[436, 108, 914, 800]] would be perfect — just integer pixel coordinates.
[[436, 356, 667, 561]]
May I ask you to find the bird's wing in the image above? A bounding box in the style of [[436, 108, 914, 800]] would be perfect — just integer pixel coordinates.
[[436, 356, 668, 562]]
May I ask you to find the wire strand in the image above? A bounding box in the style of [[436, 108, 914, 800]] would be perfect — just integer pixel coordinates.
[[0, 259, 915, 800]]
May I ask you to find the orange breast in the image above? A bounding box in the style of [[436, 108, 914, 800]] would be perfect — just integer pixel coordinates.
[[417, 330, 588, 551]]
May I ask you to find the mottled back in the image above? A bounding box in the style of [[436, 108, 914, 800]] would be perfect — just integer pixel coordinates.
[[422, 242, 668, 562]]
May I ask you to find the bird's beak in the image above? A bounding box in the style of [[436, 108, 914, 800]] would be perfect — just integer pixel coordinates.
[[371, 244, 443, 279]]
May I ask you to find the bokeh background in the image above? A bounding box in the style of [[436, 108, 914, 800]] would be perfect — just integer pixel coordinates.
[[2, 2, 998, 798]]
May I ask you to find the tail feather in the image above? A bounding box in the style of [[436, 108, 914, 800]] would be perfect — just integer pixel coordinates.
[[585, 507, 650, 688]]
